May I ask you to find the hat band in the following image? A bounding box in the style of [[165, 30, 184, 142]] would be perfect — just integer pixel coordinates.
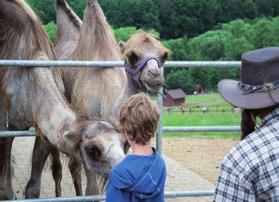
[[238, 80, 279, 94]]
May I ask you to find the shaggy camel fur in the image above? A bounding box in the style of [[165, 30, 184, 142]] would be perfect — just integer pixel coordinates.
[[0, 0, 125, 199], [26, 0, 169, 197]]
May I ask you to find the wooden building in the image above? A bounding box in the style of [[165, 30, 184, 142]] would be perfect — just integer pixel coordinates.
[[164, 89, 186, 107]]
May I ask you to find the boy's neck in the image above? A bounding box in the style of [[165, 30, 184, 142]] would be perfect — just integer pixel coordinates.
[[131, 142, 153, 156]]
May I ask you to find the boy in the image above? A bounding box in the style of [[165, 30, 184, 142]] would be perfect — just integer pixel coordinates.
[[106, 93, 166, 202]]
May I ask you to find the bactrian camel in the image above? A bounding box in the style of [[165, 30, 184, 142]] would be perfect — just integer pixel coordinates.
[[0, 0, 125, 199], [26, 0, 169, 197]]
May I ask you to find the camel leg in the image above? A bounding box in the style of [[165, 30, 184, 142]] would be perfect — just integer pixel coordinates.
[[85, 168, 99, 195], [50, 144, 62, 197], [0, 137, 15, 200], [25, 136, 50, 198], [68, 157, 82, 196]]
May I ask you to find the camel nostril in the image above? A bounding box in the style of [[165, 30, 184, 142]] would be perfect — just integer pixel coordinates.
[[148, 69, 161, 77]]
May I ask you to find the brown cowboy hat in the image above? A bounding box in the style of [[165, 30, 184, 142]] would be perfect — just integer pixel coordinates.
[[218, 47, 279, 109]]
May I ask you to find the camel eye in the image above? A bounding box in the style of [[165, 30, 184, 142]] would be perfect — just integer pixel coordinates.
[[127, 51, 139, 66], [85, 145, 102, 161], [161, 52, 168, 63]]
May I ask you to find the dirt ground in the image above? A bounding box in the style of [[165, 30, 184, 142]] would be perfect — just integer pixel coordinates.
[[163, 137, 238, 184]]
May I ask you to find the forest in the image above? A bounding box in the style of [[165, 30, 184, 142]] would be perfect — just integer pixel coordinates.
[[27, 0, 279, 93]]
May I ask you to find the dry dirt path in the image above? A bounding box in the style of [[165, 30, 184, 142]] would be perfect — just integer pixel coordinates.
[[163, 137, 238, 183], [11, 137, 237, 201]]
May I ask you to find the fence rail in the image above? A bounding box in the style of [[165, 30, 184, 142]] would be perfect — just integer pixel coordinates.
[[0, 60, 240, 201], [2, 190, 215, 202], [0, 126, 240, 138], [0, 60, 241, 68]]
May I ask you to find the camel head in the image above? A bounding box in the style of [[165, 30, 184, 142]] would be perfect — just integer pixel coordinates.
[[121, 31, 169, 93], [64, 120, 126, 175]]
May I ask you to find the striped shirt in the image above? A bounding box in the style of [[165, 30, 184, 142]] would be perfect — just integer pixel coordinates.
[[214, 107, 279, 201]]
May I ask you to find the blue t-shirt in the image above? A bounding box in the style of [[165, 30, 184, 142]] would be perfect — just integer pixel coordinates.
[[106, 148, 166, 202]]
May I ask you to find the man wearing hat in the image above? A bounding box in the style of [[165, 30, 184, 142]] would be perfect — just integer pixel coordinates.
[[214, 47, 279, 201]]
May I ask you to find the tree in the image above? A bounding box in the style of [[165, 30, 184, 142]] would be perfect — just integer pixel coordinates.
[[113, 27, 159, 42], [163, 37, 189, 60], [114, 27, 138, 42], [68, 0, 87, 19], [255, 0, 279, 17], [159, 0, 220, 39], [241, 0, 257, 18], [99, 0, 160, 31], [188, 30, 233, 61], [43, 21, 57, 42], [250, 18, 279, 48], [27, 0, 56, 23], [165, 69, 195, 94]]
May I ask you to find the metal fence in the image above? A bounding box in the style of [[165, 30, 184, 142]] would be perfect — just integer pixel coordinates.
[[0, 60, 241, 201], [2, 190, 215, 202]]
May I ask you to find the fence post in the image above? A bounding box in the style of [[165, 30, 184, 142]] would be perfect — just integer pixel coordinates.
[[156, 87, 164, 154]]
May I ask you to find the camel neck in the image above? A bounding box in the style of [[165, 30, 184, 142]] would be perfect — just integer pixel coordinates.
[[4, 68, 77, 152], [126, 78, 145, 97], [31, 69, 77, 147]]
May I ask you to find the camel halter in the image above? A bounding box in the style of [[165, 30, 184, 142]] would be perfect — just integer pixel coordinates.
[[125, 57, 161, 91]]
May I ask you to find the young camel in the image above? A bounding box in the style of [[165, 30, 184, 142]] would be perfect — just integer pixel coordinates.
[[0, 0, 125, 199], [26, 0, 169, 197]]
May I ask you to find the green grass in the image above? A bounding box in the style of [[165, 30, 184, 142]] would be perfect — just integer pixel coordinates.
[[163, 111, 240, 126], [186, 93, 224, 104], [163, 132, 240, 140], [162, 93, 241, 139]]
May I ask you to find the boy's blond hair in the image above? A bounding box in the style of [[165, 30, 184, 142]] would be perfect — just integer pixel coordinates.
[[119, 93, 160, 145]]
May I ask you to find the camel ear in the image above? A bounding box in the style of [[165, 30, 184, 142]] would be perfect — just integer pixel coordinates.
[[119, 41, 126, 53]]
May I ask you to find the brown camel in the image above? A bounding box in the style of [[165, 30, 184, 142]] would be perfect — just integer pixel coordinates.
[[0, 0, 125, 199], [26, 0, 169, 197]]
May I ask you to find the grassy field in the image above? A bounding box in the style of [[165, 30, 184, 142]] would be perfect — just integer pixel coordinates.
[[162, 93, 241, 139]]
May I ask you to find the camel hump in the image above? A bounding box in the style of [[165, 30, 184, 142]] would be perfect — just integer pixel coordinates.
[[0, 0, 38, 31], [56, 0, 82, 30], [88, 0, 98, 6], [57, 0, 67, 6], [55, 0, 82, 58], [75, 0, 121, 60], [55, 0, 82, 52], [0, 0, 55, 60]]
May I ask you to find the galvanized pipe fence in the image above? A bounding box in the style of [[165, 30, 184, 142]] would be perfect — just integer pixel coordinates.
[[0, 60, 241, 201], [2, 190, 215, 202], [0, 60, 240, 68], [0, 126, 240, 138]]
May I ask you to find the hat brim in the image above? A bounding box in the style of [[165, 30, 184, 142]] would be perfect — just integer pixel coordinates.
[[218, 79, 279, 109]]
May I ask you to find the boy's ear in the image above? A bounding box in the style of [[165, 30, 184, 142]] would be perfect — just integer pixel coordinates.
[[124, 140, 130, 154], [119, 41, 126, 53]]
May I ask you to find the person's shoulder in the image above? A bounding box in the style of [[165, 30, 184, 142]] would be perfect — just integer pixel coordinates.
[[112, 155, 134, 172], [109, 156, 136, 183], [111, 154, 150, 174], [221, 134, 257, 171], [222, 127, 277, 174], [154, 150, 166, 166]]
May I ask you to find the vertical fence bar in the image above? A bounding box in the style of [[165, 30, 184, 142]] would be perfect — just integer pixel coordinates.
[[156, 87, 164, 154]]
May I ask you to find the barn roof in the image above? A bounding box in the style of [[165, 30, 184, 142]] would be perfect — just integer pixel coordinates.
[[166, 89, 186, 99]]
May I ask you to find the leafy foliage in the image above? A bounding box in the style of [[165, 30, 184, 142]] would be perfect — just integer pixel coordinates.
[[165, 17, 279, 92], [26, 0, 279, 93], [43, 21, 57, 42], [27, 0, 279, 40]]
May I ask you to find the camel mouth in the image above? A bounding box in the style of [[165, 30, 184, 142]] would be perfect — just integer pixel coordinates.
[[143, 79, 165, 93], [145, 84, 162, 93], [85, 160, 112, 175]]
